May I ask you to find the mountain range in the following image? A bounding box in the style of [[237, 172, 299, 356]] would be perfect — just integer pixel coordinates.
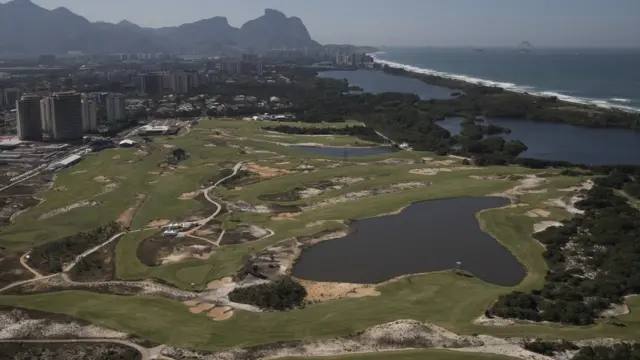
[[0, 0, 321, 55]]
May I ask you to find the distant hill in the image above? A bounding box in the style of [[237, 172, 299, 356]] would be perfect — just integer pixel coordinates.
[[517, 41, 535, 53], [0, 0, 322, 55]]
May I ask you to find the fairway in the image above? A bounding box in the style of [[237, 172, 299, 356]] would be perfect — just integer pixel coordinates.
[[0, 118, 624, 356]]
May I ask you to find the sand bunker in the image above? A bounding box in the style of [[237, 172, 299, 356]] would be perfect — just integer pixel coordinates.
[[117, 194, 146, 228], [560, 180, 594, 192], [182, 300, 200, 307], [207, 277, 233, 290], [491, 175, 547, 199], [525, 209, 551, 218], [243, 163, 294, 178], [147, 219, 171, 228], [534, 221, 563, 233], [271, 212, 299, 221], [207, 306, 233, 321], [71, 170, 87, 175], [38, 200, 101, 220], [188, 302, 215, 314], [410, 167, 479, 176], [93, 176, 111, 183], [299, 280, 381, 303], [421, 158, 457, 166], [179, 191, 201, 200], [546, 196, 585, 215]]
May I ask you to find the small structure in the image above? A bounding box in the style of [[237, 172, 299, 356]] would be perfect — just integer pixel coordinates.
[[55, 154, 82, 168], [119, 139, 137, 148]]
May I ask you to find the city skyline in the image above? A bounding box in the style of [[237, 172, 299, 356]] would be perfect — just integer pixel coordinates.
[[1, 0, 639, 48]]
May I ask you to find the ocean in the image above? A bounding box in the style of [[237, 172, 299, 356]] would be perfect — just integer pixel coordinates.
[[372, 47, 640, 112]]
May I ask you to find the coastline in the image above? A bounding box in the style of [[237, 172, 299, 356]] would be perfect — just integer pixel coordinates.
[[368, 52, 640, 114]]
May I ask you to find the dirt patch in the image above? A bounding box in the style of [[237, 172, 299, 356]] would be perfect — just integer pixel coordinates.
[[533, 221, 563, 234], [560, 180, 594, 192], [191, 219, 223, 240], [147, 219, 171, 228], [299, 279, 380, 303], [271, 212, 299, 221], [410, 167, 479, 176], [138, 234, 215, 266], [228, 201, 302, 214], [71, 170, 87, 175], [490, 175, 547, 200], [220, 225, 270, 245], [189, 302, 215, 314], [179, 191, 201, 200], [207, 277, 233, 290], [116, 193, 146, 228], [93, 176, 111, 183], [525, 209, 551, 218], [422, 158, 457, 166], [243, 163, 294, 178], [207, 306, 233, 321], [112, 155, 121, 160]]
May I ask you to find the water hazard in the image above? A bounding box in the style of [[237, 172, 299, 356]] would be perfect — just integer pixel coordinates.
[[289, 145, 395, 158], [438, 117, 640, 165], [292, 197, 526, 286], [319, 70, 456, 100]]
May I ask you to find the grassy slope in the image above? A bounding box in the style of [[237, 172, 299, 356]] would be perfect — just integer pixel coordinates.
[[3, 119, 633, 349]]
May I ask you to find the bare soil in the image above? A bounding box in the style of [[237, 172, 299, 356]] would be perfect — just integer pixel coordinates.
[[137, 234, 214, 267], [243, 163, 294, 178], [147, 219, 171, 228], [191, 219, 223, 241], [299, 279, 381, 303], [117, 193, 146, 228]]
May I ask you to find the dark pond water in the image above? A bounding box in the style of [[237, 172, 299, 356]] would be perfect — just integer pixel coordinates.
[[292, 197, 525, 286], [438, 117, 640, 165], [290, 145, 395, 158], [319, 70, 456, 100]]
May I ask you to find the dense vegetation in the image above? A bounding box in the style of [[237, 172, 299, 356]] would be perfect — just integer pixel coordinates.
[[523, 340, 579, 356], [27, 223, 121, 274], [228, 276, 307, 311], [263, 124, 377, 138], [574, 344, 640, 360], [489, 173, 640, 325]]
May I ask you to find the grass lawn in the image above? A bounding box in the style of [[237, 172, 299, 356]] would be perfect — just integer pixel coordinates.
[[282, 350, 518, 360]]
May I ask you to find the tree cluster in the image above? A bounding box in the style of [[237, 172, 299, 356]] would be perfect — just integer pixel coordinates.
[[489, 173, 640, 325], [574, 344, 640, 360], [228, 276, 307, 311], [27, 222, 121, 274], [523, 340, 578, 356]]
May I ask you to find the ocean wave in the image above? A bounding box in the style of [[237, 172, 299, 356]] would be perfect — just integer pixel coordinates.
[[370, 54, 640, 113], [610, 98, 632, 103]]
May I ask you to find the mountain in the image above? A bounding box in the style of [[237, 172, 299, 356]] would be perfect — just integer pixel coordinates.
[[0, 0, 320, 55]]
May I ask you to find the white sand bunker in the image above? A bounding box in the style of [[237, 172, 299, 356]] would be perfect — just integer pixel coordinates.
[[525, 209, 551, 218], [560, 180, 594, 192], [410, 167, 479, 176], [299, 280, 381, 303], [546, 196, 585, 215], [207, 277, 234, 290], [421, 157, 457, 166], [179, 191, 201, 200], [208, 306, 234, 321], [533, 221, 563, 233]]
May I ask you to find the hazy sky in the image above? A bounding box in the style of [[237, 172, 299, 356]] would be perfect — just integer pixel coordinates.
[[5, 0, 640, 48]]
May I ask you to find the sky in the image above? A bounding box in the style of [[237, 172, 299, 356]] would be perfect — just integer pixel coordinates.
[[4, 0, 640, 48]]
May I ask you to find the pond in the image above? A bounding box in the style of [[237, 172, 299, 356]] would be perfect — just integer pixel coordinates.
[[289, 145, 395, 158], [319, 70, 456, 100], [438, 117, 640, 165], [292, 197, 525, 286]]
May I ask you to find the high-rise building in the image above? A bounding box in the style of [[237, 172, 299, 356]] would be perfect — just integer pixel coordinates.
[[4, 88, 21, 110], [81, 96, 98, 132], [106, 93, 126, 123], [256, 62, 264, 76], [40, 96, 54, 136], [50, 92, 83, 142], [171, 72, 189, 94], [142, 73, 163, 96], [16, 95, 43, 141], [0, 89, 5, 109], [221, 61, 241, 75], [131, 76, 145, 94], [187, 71, 200, 89], [162, 73, 172, 93]]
